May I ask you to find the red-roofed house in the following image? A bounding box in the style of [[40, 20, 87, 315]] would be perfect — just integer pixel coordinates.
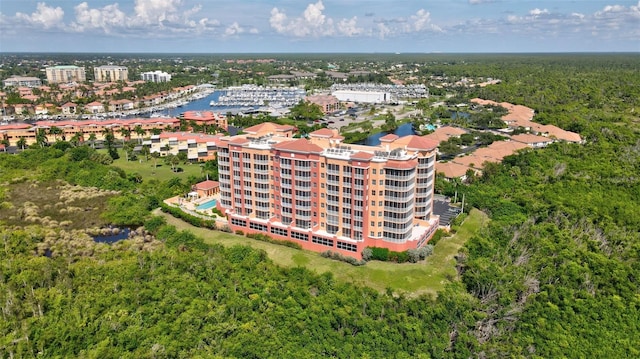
[[86, 101, 104, 114], [194, 180, 220, 197], [61, 102, 78, 115], [436, 161, 474, 181], [511, 133, 555, 148], [424, 126, 468, 144]]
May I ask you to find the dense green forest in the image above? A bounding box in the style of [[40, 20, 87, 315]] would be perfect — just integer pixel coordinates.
[[1, 54, 639, 358]]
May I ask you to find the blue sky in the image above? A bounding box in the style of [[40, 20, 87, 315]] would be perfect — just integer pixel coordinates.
[[0, 0, 638, 53]]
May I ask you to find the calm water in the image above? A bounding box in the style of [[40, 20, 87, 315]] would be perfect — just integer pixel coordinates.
[[196, 199, 217, 210], [361, 122, 416, 146], [93, 228, 131, 244], [150, 91, 253, 118]]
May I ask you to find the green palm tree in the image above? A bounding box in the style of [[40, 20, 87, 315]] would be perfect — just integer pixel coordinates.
[[49, 126, 62, 141], [134, 125, 145, 144], [88, 133, 97, 149], [17, 137, 27, 150]]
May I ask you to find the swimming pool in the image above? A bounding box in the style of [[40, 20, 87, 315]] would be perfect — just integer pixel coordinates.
[[196, 199, 217, 210]]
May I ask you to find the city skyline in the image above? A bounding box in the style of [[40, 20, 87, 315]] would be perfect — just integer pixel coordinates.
[[1, 0, 639, 53]]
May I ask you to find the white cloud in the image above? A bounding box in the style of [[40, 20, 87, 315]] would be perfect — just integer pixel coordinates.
[[71, 2, 127, 33], [224, 22, 258, 37], [410, 9, 441, 32], [460, 3, 640, 41], [10, 0, 222, 38], [337, 17, 362, 37], [529, 8, 550, 17], [269, 1, 362, 37], [15, 2, 64, 29], [469, 0, 495, 4], [374, 9, 443, 36], [133, 0, 182, 25]]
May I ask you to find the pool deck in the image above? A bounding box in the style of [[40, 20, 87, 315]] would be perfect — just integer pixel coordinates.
[[164, 195, 227, 225]]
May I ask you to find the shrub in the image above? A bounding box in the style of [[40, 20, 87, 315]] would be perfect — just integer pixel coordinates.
[[419, 244, 434, 258], [212, 208, 225, 217], [361, 247, 373, 261], [429, 229, 448, 246], [321, 250, 366, 266], [160, 202, 217, 229], [371, 247, 390, 261], [235, 230, 244, 236], [407, 249, 421, 263], [144, 216, 166, 235]]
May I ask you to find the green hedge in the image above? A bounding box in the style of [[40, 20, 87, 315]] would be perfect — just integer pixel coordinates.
[[160, 203, 217, 230], [363, 245, 435, 263], [245, 232, 303, 250]]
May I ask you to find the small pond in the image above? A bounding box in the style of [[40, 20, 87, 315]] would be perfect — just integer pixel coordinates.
[[92, 227, 131, 244]]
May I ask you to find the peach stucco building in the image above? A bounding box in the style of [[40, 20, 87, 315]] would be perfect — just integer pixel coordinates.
[[215, 122, 439, 259]]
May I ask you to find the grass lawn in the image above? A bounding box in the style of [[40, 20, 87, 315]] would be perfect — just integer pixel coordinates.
[[156, 208, 488, 296], [107, 148, 204, 182]]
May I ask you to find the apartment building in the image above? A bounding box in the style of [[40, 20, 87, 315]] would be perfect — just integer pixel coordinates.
[[182, 111, 229, 131], [2, 76, 42, 88], [45, 65, 86, 84], [216, 123, 439, 259], [0, 118, 179, 146], [94, 65, 129, 82], [305, 94, 340, 114], [147, 132, 221, 162], [141, 71, 172, 83]]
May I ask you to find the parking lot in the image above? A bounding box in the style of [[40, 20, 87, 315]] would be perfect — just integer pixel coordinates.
[[432, 195, 462, 227]]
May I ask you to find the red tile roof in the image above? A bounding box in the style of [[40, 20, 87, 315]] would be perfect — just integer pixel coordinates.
[[195, 180, 220, 190], [511, 133, 554, 144], [392, 135, 438, 151], [244, 122, 295, 134], [384, 159, 418, 170], [379, 134, 399, 142], [350, 151, 374, 161], [0, 123, 32, 130], [451, 155, 497, 169], [228, 137, 251, 145], [436, 162, 471, 179], [309, 128, 339, 138], [272, 139, 323, 153]]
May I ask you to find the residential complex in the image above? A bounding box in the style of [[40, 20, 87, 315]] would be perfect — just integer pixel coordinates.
[[45, 65, 86, 84], [94, 65, 129, 82], [0, 118, 178, 146], [141, 71, 172, 83], [146, 132, 221, 162], [2, 76, 42, 88], [215, 122, 439, 259], [305, 94, 340, 114], [181, 111, 228, 131]]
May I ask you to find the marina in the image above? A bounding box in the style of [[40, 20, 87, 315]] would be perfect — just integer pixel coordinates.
[[210, 85, 306, 107]]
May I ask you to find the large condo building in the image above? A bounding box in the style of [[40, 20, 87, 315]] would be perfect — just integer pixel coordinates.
[[94, 65, 129, 82], [216, 123, 439, 259], [45, 65, 86, 84], [141, 70, 172, 83]]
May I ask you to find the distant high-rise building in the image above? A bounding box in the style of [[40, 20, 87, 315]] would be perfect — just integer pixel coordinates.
[[94, 65, 128, 82], [141, 70, 172, 83], [216, 122, 439, 259], [45, 65, 86, 84]]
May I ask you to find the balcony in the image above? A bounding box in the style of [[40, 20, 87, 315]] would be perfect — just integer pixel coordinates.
[[326, 215, 339, 225]]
